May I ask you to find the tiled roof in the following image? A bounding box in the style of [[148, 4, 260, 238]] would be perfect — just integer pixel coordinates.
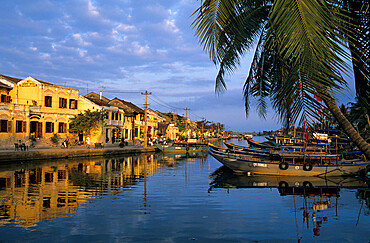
[[154, 110, 172, 122], [109, 98, 144, 115], [0, 74, 78, 91], [85, 92, 111, 107], [0, 74, 22, 84]]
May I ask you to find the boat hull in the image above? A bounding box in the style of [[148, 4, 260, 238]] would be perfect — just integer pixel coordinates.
[[209, 150, 369, 177]]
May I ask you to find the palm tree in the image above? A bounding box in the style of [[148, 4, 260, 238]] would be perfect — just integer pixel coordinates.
[[192, 0, 370, 157]]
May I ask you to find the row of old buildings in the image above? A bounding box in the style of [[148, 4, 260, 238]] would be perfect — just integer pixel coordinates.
[[0, 74, 216, 148]]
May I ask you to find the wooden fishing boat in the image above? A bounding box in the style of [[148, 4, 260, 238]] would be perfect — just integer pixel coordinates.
[[227, 140, 328, 153], [208, 145, 370, 177], [223, 141, 341, 162], [265, 135, 306, 145], [223, 141, 270, 154], [155, 142, 208, 153]]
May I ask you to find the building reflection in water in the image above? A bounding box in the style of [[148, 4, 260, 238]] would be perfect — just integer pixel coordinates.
[[0, 152, 209, 228]]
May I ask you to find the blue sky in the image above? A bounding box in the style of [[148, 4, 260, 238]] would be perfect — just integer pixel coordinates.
[[0, 0, 356, 132]]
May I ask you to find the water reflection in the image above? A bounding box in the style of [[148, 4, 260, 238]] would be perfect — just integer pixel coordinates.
[[0, 152, 208, 228], [209, 166, 370, 240]]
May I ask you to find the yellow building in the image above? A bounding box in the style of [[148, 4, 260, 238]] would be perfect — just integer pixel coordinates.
[[0, 74, 81, 147], [147, 108, 163, 138], [82, 92, 125, 144], [0, 74, 164, 147], [109, 98, 145, 142], [153, 111, 180, 140]]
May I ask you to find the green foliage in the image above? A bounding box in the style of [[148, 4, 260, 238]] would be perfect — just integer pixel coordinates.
[[29, 135, 36, 142], [176, 121, 185, 132], [69, 109, 107, 135], [192, 0, 368, 127], [119, 141, 125, 148], [50, 133, 59, 145]]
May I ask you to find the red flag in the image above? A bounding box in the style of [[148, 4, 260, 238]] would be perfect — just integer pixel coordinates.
[[306, 125, 309, 140], [314, 94, 322, 102]]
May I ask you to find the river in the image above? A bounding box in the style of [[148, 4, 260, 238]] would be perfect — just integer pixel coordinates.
[[0, 137, 369, 242]]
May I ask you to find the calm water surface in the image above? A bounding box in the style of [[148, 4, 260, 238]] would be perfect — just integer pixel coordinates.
[[0, 138, 369, 242]]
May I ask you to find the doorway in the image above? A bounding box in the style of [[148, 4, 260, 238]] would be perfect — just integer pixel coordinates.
[[30, 121, 42, 138]]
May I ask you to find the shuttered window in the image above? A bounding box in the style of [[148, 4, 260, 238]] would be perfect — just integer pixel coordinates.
[[16, 121, 26, 133], [0, 120, 8, 132], [1, 95, 11, 103], [69, 99, 78, 109], [59, 98, 67, 108], [45, 96, 52, 107], [58, 122, 67, 133], [46, 122, 54, 133]]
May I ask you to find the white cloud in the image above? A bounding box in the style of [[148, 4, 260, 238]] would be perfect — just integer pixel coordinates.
[[156, 49, 167, 55], [39, 52, 50, 59], [78, 48, 87, 57], [72, 33, 91, 46], [163, 19, 179, 33], [131, 41, 150, 56], [116, 24, 137, 33], [88, 1, 99, 16]]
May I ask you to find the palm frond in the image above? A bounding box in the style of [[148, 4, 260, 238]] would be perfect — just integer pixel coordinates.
[[268, 0, 351, 89]]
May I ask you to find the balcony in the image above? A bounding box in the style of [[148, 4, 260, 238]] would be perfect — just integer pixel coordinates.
[[14, 104, 26, 111], [0, 103, 11, 110], [105, 119, 124, 126], [135, 120, 144, 126]]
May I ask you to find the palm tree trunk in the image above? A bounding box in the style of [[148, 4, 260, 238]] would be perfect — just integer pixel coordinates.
[[324, 96, 370, 159]]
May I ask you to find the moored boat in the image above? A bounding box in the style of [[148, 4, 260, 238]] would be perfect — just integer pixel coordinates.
[[223, 141, 342, 162], [208, 145, 370, 177], [246, 138, 279, 149], [155, 142, 208, 153]]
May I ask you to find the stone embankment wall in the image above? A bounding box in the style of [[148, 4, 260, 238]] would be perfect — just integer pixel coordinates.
[[0, 147, 157, 162]]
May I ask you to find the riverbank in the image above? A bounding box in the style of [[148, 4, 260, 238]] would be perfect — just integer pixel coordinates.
[[0, 138, 220, 162], [0, 145, 158, 162]]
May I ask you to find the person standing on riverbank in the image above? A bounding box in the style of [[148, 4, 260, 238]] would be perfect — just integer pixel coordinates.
[[86, 136, 91, 149]]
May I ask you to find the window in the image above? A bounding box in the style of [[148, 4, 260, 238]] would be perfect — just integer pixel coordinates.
[[16, 121, 26, 133], [58, 122, 67, 133], [0, 120, 9, 132], [1, 94, 10, 103], [59, 98, 67, 108], [111, 112, 114, 120], [69, 99, 77, 109], [45, 96, 52, 107], [46, 122, 54, 133]]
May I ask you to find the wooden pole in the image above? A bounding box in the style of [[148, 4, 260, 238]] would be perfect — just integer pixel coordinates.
[[185, 108, 189, 139], [142, 91, 151, 148]]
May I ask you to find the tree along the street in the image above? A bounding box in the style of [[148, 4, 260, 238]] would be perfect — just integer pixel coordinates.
[[192, 0, 370, 157], [69, 109, 107, 136]]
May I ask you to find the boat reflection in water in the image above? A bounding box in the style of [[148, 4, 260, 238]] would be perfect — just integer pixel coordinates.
[[0, 151, 210, 228], [209, 166, 370, 240]]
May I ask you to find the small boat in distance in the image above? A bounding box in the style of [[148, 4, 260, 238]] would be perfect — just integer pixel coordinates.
[[155, 139, 208, 153]]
